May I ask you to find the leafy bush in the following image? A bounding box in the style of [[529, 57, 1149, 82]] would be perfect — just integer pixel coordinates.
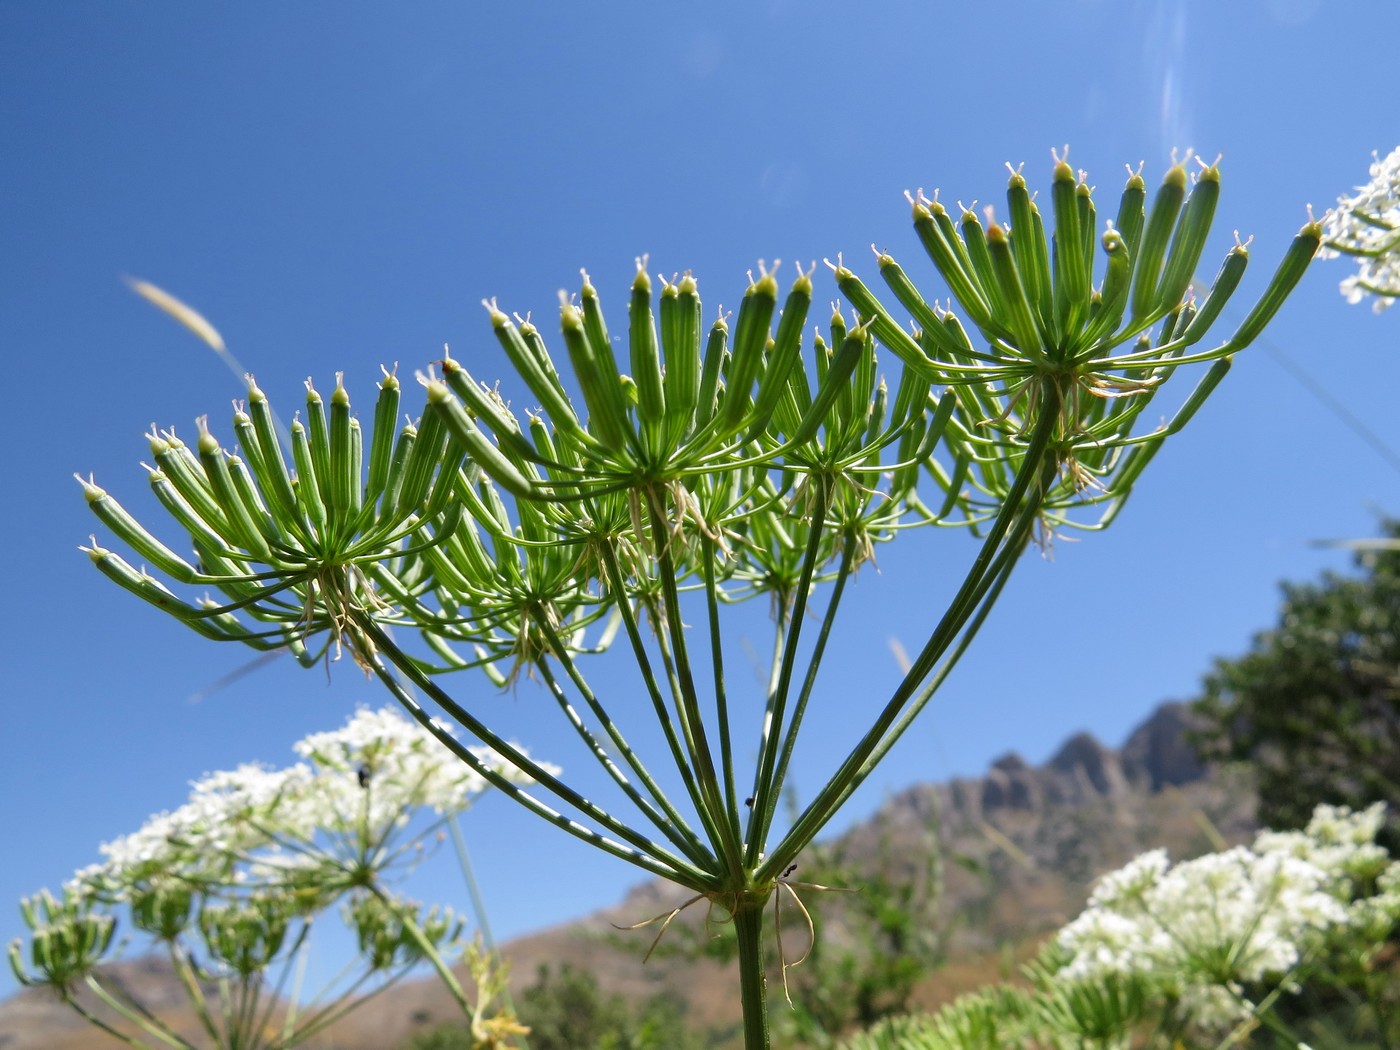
[[837, 803, 1400, 1049]]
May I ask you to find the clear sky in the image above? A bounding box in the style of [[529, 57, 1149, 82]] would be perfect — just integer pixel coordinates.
[[3, 0, 1397, 1002]]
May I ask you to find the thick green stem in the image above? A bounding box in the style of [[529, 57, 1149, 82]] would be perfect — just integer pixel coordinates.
[[733, 893, 772, 1050]]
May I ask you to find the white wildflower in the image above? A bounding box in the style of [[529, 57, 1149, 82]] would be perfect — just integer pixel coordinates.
[[1053, 803, 1394, 1033], [68, 706, 554, 901], [1319, 147, 1400, 312]]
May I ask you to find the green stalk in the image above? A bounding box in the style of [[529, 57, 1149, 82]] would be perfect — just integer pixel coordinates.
[[359, 621, 714, 889], [763, 531, 858, 834], [647, 495, 745, 875], [254, 920, 313, 1045], [171, 939, 224, 1049], [596, 540, 725, 855], [745, 473, 831, 863], [373, 887, 474, 1016], [280, 965, 382, 1046], [701, 534, 743, 840], [533, 655, 716, 869], [733, 892, 773, 1050], [65, 984, 174, 1049], [766, 388, 1061, 878], [447, 816, 529, 1050], [793, 521, 1025, 846], [536, 615, 710, 847]]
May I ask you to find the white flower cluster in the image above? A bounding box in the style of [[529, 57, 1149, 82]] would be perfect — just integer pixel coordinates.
[[70, 707, 552, 899], [1055, 803, 1400, 1031], [1319, 147, 1400, 312]]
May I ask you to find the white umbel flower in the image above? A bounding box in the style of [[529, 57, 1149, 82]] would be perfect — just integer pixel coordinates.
[[1055, 803, 1398, 1033], [1319, 147, 1400, 312], [70, 706, 554, 900]]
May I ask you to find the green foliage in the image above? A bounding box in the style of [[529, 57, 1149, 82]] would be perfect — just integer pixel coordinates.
[[1192, 521, 1400, 842], [515, 963, 706, 1050]]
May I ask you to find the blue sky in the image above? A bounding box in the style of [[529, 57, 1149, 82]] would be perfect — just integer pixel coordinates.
[[3, 0, 1397, 1001]]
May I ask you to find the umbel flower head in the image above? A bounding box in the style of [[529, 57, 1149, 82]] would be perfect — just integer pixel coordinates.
[[1319, 146, 1400, 311], [67, 705, 548, 901], [1053, 803, 1400, 1033]]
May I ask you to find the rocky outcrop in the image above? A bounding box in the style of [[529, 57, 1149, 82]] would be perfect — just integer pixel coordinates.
[[843, 702, 1255, 952]]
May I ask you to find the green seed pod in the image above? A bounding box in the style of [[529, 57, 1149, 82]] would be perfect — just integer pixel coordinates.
[[146, 467, 237, 561], [889, 352, 932, 433], [750, 270, 813, 437], [768, 362, 806, 441], [828, 303, 847, 360], [628, 264, 666, 430], [378, 419, 415, 522], [1154, 161, 1220, 314], [1131, 161, 1188, 321], [151, 428, 232, 539], [1225, 221, 1321, 350], [485, 303, 585, 441], [226, 454, 283, 549], [1074, 227, 1133, 354], [83, 542, 223, 634], [838, 325, 877, 442], [959, 206, 1008, 325], [196, 419, 272, 560], [422, 440, 469, 520], [863, 376, 889, 455], [245, 378, 300, 524], [77, 475, 200, 582], [910, 195, 993, 333], [442, 507, 497, 583], [783, 331, 814, 421], [303, 379, 335, 510], [560, 302, 632, 451], [718, 268, 779, 431], [789, 325, 867, 447], [1165, 356, 1232, 437], [830, 262, 934, 378], [1114, 165, 1148, 261], [660, 273, 702, 445], [932, 449, 972, 522], [986, 223, 1044, 360], [1006, 169, 1052, 323], [327, 373, 356, 518], [231, 404, 304, 548], [1049, 158, 1086, 317], [439, 355, 538, 464], [1076, 178, 1097, 266], [364, 367, 400, 509], [1180, 243, 1248, 346], [396, 388, 452, 517], [289, 417, 328, 536], [694, 314, 729, 431], [874, 250, 963, 359], [618, 372, 638, 407], [430, 381, 537, 500]]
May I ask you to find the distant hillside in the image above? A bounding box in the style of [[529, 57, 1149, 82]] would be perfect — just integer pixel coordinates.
[[0, 702, 1257, 1049]]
